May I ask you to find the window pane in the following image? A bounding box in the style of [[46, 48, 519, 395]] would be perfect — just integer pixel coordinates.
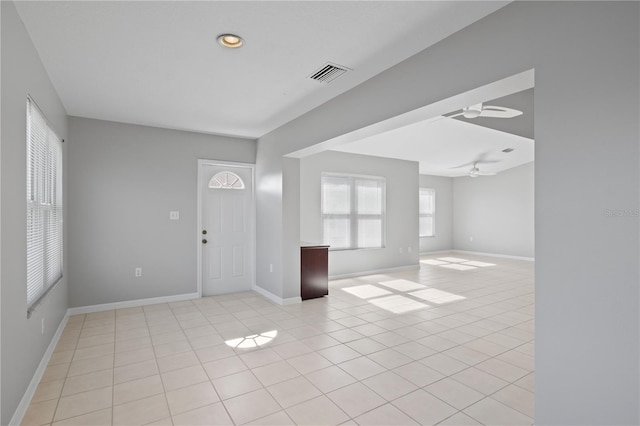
[[356, 180, 383, 214], [419, 188, 434, 214], [324, 218, 350, 249], [358, 218, 382, 248], [420, 217, 434, 237], [322, 177, 350, 214]]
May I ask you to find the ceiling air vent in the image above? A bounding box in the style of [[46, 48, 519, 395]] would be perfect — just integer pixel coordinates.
[[309, 63, 350, 84]]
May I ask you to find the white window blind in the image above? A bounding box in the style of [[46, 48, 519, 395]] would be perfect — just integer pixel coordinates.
[[419, 188, 435, 237], [321, 174, 385, 250], [27, 97, 63, 311]]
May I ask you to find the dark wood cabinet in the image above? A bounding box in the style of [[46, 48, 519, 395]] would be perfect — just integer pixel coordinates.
[[301, 245, 329, 300]]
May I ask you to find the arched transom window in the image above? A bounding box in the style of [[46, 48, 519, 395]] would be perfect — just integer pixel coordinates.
[[208, 171, 245, 189]]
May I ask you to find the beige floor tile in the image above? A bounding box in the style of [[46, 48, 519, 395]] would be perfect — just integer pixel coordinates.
[[475, 357, 529, 382], [452, 367, 509, 395], [51, 408, 111, 426], [114, 359, 159, 385], [31, 378, 64, 403], [223, 388, 281, 425], [151, 330, 188, 346], [41, 363, 70, 383], [115, 327, 150, 342], [420, 353, 469, 376], [266, 376, 322, 408], [80, 325, 114, 338], [285, 395, 349, 426], [252, 360, 300, 387], [72, 343, 115, 361], [113, 394, 170, 426], [496, 349, 535, 371], [443, 345, 491, 366], [114, 374, 164, 405], [67, 354, 113, 377], [392, 389, 457, 425], [114, 347, 155, 367], [286, 352, 333, 375], [327, 382, 386, 418], [115, 335, 152, 353], [305, 365, 357, 393], [238, 348, 283, 368], [362, 371, 418, 401], [166, 381, 220, 416], [366, 348, 413, 369], [203, 355, 247, 380], [436, 411, 482, 425], [161, 364, 209, 391], [54, 386, 112, 421], [154, 340, 192, 358], [424, 377, 484, 410], [76, 333, 115, 349], [248, 410, 295, 425], [49, 350, 74, 366], [393, 361, 444, 387], [21, 399, 57, 426], [492, 384, 535, 418], [353, 403, 419, 426], [212, 370, 263, 400], [317, 344, 361, 364], [62, 369, 113, 396], [337, 356, 386, 381], [514, 372, 535, 393], [172, 402, 233, 425], [463, 397, 533, 425]]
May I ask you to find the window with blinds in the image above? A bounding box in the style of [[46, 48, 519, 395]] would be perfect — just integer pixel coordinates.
[[321, 173, 385, 250], [419, 188, 435, 237], [26, 97, 63, 313]]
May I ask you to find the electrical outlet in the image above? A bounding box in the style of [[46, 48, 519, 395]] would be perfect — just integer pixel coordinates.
[[469, 236, 474, 242], [408, 246, 412, 253], [269, 264, 273, 273], [169, 211, 180, 220], [399, 247, 403, 254], [41, 318, 44, 334], [135, 267, 142, 277]]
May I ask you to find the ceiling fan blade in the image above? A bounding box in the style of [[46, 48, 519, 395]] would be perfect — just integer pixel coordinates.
[[478, 106, 523, 118], [476, 171, 497, 176]]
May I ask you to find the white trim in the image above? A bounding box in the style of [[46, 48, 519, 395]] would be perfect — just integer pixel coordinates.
[[419, 249, 454, 255], [452, 250, 535, 262], [252, 285, 302, 305], [329, 264, 419, 280], [10, 311, 69, 426], [197, 159, 256, 298], [67, 292, 200, 315]]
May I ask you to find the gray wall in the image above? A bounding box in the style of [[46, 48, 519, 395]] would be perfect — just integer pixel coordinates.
[[419, 174, 453, 253], [1, 2, 69, 423], [68, 117, 255, 308], [300, 151, 419, 277], [256, 2, 639, 424], [453, 162, 534, 258]]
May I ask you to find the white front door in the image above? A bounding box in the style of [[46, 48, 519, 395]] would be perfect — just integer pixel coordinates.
[[200, 162, 254, 296]]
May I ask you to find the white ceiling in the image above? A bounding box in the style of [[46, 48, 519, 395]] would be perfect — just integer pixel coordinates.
[[331, 116, 534, 177], [15, 1, 509, 138]]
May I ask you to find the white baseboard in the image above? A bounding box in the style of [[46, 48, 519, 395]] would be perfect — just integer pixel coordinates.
[[452, 250, 535, 262], [329, 264, 419, 281], [419, 249, 455, 255], [10, 311, 70, 426], [252, 285, 301, 305], [67, 292, 200, 315]]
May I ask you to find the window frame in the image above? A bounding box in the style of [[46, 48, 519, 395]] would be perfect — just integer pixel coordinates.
[[419, 187, 435, 238], [321, 173, 386, 251], [26, 96, 64, 317]]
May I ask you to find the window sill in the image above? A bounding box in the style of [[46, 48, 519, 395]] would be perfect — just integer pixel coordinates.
[[27, 275, 63, 319]]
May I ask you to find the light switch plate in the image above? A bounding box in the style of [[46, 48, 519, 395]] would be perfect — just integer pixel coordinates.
[[170, 211, 180, 220]]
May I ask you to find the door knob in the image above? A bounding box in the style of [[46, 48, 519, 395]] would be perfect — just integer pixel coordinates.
[[202, 239, 207, 244]]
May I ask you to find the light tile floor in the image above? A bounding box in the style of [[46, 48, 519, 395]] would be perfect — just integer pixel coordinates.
[[23, 252, 534, 425]]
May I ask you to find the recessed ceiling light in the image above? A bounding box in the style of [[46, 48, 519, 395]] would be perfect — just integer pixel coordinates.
[[217, 34, 244, 49]]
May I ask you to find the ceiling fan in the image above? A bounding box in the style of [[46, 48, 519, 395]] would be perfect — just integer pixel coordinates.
[[469, 162, 497, 178], [450, 102, 523, 119]]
